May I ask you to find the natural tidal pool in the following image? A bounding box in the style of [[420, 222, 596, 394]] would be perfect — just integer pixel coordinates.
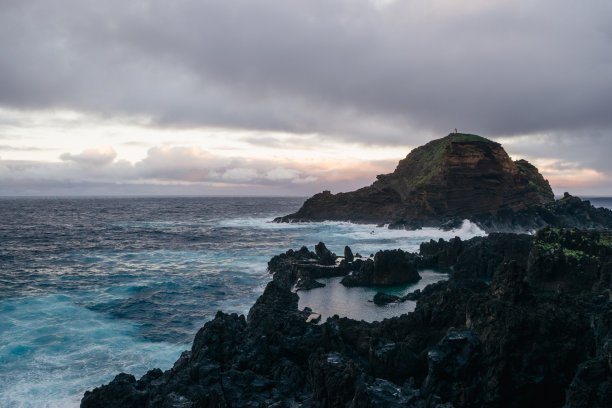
[[297, 269, 449, 322]]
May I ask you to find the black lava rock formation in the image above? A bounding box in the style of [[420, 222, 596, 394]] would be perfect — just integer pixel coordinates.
[[341, 249, 422, 287], [82, 231, 612, 408]]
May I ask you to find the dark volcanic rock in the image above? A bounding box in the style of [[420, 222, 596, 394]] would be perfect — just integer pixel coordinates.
[[420, 233, 534, 280], [295, 277, 326, 291], [351, 378, 418, 408], [368, 340, 422, 385], [369, 250, 421, 286], [82, 232, 612, 408], [420, 236, 464, 268], [461, 262, 598, 408], [309, 352, 362, 406], [475, 192, 612, 232], [275, 133, 554, 229], [420, 228, 612, 294], [246, 280, 308, 335], [267, 244, 346, 289], [341, 249, 421, 287], [566, 300, 612, 408], [267, 245, 316, 288], [421, 328, 482, 405], [191, 310, 247, 364], [315, 241, 337, 266], [566, 305, 612, 407], [566, 354, 612, 408], [373, 290, 423, 306], [344, 245, 354, 263], [81, 373, 146, 408], [372, 292, 400, 305], [526, 228, 612, 293]]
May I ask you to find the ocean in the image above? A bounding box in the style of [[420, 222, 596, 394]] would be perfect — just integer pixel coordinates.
[[0, 196, 610, 407]]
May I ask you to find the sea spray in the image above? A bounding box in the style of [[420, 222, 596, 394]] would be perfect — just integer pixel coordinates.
[[0, 293, 185, 408]]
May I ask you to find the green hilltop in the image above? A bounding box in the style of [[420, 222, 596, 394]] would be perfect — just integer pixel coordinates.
[[388, 133, 500, 190]]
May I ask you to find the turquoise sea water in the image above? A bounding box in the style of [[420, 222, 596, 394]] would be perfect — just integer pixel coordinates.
[[0, 196, 609, 407]]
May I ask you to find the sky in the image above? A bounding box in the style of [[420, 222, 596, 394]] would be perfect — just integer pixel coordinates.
[[1, 0, 611, 196]]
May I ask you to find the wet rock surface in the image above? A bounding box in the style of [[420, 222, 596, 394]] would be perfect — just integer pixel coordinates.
[[82, 231, 612, 408]]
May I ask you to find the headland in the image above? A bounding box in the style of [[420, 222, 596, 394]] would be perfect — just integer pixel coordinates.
[[275, 133, 612, 232]]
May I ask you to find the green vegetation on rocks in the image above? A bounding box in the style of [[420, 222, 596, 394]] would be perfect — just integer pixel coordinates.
[[535, 228, 612, 253], [275, 132, 564, 229], [527, 227, 612, 293], [515, 159, 554, 202], [391, 133, 500, 189]]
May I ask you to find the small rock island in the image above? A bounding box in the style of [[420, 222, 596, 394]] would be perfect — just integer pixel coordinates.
[[275, 133, 612, 232]]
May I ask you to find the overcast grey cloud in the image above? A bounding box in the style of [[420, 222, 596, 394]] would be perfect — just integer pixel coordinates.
[[0, 0, 610, 194], [1, 1, 611, 139]]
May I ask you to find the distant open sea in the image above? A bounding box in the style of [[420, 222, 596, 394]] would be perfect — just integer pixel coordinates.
[[0, 196, 610, 407]]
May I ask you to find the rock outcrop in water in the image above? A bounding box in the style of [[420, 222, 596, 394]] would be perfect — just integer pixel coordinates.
[[82, 230, 612, 408], [340, 249, 421, 287], [275, 133, 555, 229], [274, 134, 612, 232]]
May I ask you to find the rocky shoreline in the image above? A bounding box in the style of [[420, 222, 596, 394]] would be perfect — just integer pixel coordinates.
[[278, 191, 612, 234], [81, 228, 612, 408]]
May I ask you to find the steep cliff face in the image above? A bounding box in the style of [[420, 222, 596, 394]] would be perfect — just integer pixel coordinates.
[[276, 133, 554, 226]]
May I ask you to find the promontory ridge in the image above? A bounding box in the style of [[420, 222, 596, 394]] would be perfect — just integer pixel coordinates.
[[275, 133, 610, 232]]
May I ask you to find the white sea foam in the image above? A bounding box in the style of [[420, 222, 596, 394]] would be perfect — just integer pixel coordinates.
[[220, 217, 485, 254]]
